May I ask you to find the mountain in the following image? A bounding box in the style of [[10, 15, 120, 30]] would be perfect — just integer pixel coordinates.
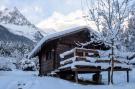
[[0, 7, 32, 26], [39, 28, 56, 34], [0, 25, 33, 44], [0, 7, 45, 42]]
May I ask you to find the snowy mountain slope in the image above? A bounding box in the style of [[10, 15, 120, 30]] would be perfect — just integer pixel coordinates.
[[0, 23, 43, 42], [39, 28, 56, 34], [0, 7, 45, 42], [0, 7, 32, 26], [0, 25, 33, 44]]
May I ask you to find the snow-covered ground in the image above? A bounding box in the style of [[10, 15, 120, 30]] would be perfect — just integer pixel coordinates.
[[0, 69, 135, 89]]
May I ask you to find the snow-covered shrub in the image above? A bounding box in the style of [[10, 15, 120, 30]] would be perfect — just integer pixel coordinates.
[[31, 57, 39, 70], [20, 58, 36, 71], [0, 57, 16, 71]]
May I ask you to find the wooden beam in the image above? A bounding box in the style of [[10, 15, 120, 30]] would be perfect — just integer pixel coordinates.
[[75, 71, 78, 83], [108, 71, 110, 85], [73, 67, 101, 72], [127, 70, 129, 83], [76, 48, 97, 53], [101, 68, 131, 71], [74, 49, 76, 56], [83, 51, 85, 57], [38, 55, 42, 76]]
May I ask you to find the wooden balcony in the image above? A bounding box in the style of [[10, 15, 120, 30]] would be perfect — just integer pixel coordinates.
[[57, 47, 131, 84], [60, 47, 99, 65]]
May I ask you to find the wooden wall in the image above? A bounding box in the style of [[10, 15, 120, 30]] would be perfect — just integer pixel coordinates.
[[38, 29, 90, 75]]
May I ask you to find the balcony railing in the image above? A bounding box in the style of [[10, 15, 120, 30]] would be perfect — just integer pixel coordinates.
[[60, 47, 99, 66]]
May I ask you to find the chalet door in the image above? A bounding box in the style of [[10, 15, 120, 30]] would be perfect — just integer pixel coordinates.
[[56, 53, 60, 68], [52, 54, 60, 69], [52, 50, 55, 69]]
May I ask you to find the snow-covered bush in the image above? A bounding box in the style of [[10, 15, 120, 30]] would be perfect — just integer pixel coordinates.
[[0, 57, 16, 71], [20, 58, 36, 71]]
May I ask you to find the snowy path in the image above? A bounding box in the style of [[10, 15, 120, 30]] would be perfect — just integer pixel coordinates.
[[0, 70, 135, 89], [0, 70, 37, 89]]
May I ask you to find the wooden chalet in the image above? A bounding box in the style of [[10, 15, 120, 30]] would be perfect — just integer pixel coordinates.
[[29, 26, 131, 84]]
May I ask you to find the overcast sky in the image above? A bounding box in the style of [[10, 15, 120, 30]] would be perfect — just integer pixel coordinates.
[[1, 0, 135, 31], [0, 0, 96, 31]]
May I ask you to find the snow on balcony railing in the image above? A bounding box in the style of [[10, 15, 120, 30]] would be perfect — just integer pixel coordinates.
[[59, 61, 132, 70], [60, 48, 75, 58], [59, 47, 132, 71]]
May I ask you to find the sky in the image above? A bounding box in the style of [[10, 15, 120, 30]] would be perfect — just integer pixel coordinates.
[[0, 0, 135, 32], [0, 0, 92, 31]]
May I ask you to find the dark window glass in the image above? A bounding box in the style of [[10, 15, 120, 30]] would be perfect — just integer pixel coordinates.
[[46, 51, 52, 60]]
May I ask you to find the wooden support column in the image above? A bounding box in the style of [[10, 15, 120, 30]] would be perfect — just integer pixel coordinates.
[[38, 55, 42, 76], [74, 48, 76, 56], [52, 49, 55, 69], [75, 71, 78, 83], [108, 71, 110, 85], [127, 70, 129, 83], [83, 51, 85, 57]]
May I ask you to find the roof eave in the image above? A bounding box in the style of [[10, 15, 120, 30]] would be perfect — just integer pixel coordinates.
[[28, 26, 94, 59]]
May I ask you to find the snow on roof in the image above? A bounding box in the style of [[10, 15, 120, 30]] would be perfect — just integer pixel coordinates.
[[28, 26, 96, 58]]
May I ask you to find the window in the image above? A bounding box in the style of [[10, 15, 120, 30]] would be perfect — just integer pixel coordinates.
[[46, 51, 52, 60]]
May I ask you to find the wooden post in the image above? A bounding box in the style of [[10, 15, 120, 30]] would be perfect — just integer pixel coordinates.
[[52, 49, 55, 69], [38, 55, 42, 76], [127, 70, 129, 83], [108, 71, 110, 85], [75, 71, 78, 83], [74, 48, 76, 56], [83, 51, 85, 57]]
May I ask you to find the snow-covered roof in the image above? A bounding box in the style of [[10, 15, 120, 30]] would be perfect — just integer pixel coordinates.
[[28, 26, 96, 58]]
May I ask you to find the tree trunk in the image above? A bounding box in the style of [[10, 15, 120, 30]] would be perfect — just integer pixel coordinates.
[[110, 39, 114, 84]]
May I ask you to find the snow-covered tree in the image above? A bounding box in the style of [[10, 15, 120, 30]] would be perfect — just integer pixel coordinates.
[[0, 41, 33, 57], [121, 12, 135, 52], [0, 41, 34, 69], [84, 0, 135, 84]]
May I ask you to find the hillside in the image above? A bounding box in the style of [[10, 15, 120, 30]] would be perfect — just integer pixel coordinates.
[[0, 7, 45, 42], [0, 25, 33, 44]]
